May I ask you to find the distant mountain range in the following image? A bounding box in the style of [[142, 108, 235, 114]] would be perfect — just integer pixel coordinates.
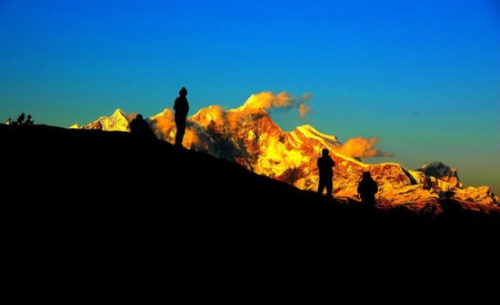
[[69, 93, 499, 214]]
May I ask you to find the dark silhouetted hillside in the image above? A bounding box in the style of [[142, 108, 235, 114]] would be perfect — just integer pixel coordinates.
[[4, 123, 500, 293], [2, 123, 499, 251]]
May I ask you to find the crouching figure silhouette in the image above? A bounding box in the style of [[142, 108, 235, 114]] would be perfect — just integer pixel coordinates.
[[357, 171, 378, 209], [129, 114, 157, 142]]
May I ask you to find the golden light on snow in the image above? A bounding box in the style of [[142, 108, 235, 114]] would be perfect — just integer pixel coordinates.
[[153, 109, 175, 135], [183, 128, 202, 148], [239, 91, 311, 118], [146, 91, 392, 162], [227, 111, 244, 130], [198, 105, 226, 128], [258, 137, 310, 176]]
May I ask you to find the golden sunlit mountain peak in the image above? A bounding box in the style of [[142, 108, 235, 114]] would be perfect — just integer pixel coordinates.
[[70, 94, 500, 212]]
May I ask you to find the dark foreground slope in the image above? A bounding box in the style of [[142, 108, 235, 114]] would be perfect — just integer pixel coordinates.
[[3, 123, 500, 230], [3, 123, 500, 293], [2, 124, 500, 248]]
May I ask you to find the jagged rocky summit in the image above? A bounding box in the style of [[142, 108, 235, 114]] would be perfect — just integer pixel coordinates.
[[70, 98, 499, 214]]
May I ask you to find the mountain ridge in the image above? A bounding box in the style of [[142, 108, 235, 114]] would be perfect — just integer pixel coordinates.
[[69, 100, 499, 213], [3, 123, 499, 229]]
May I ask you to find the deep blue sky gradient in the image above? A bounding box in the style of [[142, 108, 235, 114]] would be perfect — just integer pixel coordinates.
[[1, 0, 499, 192]]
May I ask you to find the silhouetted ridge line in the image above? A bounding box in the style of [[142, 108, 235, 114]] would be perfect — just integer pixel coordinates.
[[1, 123, 499, 234]]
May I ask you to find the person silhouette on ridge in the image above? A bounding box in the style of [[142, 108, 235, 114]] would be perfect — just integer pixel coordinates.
[[173, 87, 189, 147], [317, 148, 335, 197], [16, 112, 25, 125], [129, 114, 157, 141], [357, 171, 378, 209], [26, 114, 34, 126]]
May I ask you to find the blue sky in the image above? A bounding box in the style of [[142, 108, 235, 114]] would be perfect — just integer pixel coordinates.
[[1, 0, 499, 193]]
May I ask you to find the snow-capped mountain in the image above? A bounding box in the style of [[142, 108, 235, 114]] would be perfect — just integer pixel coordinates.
[[70, 109, 130, 131], [71, 92, 500, 213]]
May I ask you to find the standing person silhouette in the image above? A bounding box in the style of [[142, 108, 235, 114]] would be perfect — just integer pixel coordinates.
[[174, 87, 189, 147], [25, 114, 34, 126], [357, 171, 378, 208], [317, 148, 335, 197], [16, 112, 25, 125]]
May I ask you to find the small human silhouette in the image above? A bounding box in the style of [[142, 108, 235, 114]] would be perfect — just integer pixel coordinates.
[[25, 114, 34, 126], [317, 148, 335, 197], [173, 87, 189, 147], [357, 171, 378, 208], [129, 114, 157, 141], [16, 112, 25, 125]]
